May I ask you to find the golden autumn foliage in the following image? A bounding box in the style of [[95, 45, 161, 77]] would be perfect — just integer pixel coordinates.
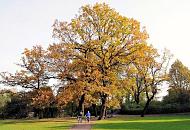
[[128, 48, 172, 117], [169, 59, 190, 90], [0, 3, 172, 119], [52, 3, 150, 119], [32, 87, 55, 109], [0, 45, 49, 89]]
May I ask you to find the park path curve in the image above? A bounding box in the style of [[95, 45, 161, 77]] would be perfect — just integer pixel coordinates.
[[69, 122, 92, 130]]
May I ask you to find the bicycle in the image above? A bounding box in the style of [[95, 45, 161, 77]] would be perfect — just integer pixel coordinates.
[[86, 116, 90, 122]]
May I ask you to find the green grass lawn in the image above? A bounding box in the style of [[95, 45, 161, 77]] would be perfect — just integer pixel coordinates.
[[1, 115, 190, 130], [92, 115, 190, 130], [0, 118, 75, 130]]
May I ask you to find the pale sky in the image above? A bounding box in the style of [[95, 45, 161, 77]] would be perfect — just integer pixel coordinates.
[[0, 0, 190, 97]]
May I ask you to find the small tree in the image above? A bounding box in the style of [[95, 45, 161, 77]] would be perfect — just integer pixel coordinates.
[[32, 87, 55, 118], [0, 45, 49, 89], [140, 49, 172, 117], [165, 60, 190, 104]]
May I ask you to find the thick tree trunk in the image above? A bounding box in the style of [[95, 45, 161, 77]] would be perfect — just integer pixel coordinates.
[[141, 99, 151, 117], [141, 93, 155, 117], [134, 76, 143, 105], [92, 104, 98, 117], [134, 92, 140, 105], [78, 94, 85, 116], [50, 108, 53, 118], [39, 109, 44, 119], [98, 95, 107, 120]]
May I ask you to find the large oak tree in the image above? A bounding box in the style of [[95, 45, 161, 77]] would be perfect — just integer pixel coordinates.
[[52, 3, 149, 119]]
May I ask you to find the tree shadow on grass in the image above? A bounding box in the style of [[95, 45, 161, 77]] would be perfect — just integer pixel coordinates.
[[93, 120, 190, 130]]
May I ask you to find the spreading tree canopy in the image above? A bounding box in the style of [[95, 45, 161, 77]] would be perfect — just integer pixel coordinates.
[[0, 3, 171, 119]]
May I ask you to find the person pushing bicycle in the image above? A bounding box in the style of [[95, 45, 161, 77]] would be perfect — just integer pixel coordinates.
[[85, 111, 91, 122]]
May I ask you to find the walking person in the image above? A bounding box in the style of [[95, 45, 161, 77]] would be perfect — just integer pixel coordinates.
[[77, 111, 83, 123], [85, 111, 91, 123]]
